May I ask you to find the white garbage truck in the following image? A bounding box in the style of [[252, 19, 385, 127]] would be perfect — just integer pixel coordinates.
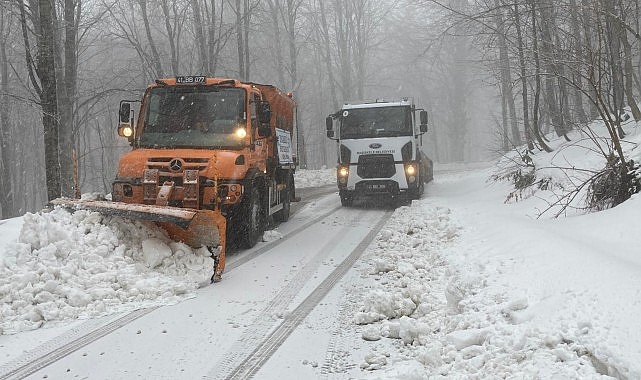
[[326, 99, 433, 206]]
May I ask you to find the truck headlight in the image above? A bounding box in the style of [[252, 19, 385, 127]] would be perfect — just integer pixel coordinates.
[[337, 166, 349, 184], [405, 164, 416, 183], [405, 164, 416, 176], [119, 123, 133, 137], [235, 128, 247, 138]]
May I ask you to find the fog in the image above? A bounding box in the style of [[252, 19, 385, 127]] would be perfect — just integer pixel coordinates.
[[1, 0, 638, 217]]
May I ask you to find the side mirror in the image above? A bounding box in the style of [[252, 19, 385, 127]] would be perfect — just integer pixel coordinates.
[[419, 110, 428, 125], [119, 102, 131, 123], [326, 116, 333, 131], [419, 110, 428, 133], [258, 101, 271, 124], [117, 101, 134, 139]]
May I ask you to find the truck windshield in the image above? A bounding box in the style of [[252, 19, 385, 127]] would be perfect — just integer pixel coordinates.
[[340, 106, 412, 139], [139, 86, 246, 149]]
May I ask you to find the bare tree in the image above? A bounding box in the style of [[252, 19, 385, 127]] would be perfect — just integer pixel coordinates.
[[567, 0, 589, 125], [138, 0, 164, 78], [231, 0, 258, 80], [0, 6, 14, 217], [57, 0, 81, 198], [283, 0, 303, 91], [19, 0, 61, 201], [493, 0, 521, 149], [511, 1, 534, 151], [203, 0, 235, 75], [264, 0, 286, 86], [314, 0, 339, 109], [160, 0, 190, 75]]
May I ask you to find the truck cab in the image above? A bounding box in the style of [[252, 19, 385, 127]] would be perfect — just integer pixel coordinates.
[[326, 99, 432, 206], [115, 77, 297, 250]]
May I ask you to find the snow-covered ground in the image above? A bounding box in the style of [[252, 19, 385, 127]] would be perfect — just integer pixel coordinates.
[[1, 117, 640, 378]]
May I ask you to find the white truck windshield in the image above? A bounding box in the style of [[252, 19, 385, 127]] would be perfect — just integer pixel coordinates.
[[340, 106, 412, 139], [140, 86, 246, 149]]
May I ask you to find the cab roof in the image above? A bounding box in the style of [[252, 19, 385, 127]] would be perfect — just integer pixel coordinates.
[[341, 98, 413, 109]]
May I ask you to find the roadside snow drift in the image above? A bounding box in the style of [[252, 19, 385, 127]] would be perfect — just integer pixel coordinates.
[[0, 207, 214, 334], [353, 200, 621, 378]]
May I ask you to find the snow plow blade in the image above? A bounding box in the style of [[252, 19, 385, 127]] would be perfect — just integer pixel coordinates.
[[50, 198, 227, 280]]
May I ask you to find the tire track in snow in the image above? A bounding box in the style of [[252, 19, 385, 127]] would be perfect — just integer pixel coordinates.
[[215, 209, 393, 380], [0, 201, 342, 379], [0, 308, 156, 380], [319, 299, 359, 378], [225, 205, 341, 271], [209, 207, 369, 379]]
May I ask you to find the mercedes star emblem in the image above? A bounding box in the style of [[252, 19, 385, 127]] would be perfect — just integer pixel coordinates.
[[169, 158, 183, 172]]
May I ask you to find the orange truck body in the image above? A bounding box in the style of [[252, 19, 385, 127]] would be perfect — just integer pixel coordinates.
[[53, 77, 297, 282]]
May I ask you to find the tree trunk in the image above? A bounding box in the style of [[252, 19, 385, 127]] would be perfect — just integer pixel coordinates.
[[191, 0, 208, 74], [138, 0, 164, 78], [207, 0, 224, 74], [38, 0, 61, 201], [335, 0, 353, 100], [538, 0, 565, 139], [530, 0, 553, 152], [513, 2, 534, 151], [160, 0, 179, 76], [581, 0, 600, 119], [604, 0, 626, 137], [318, 0, 339, 110], [0, 12, 14, 218], [243, 0, 250, 80], [494, 0, 521, 147], [285, 0, 299, 92], [621, 30, 641, 121], [265, 0, 285, 87], [352, 0, 366, 99], [58, 0, 79, 198], [568, 0, 589, 125], [235, 0, 245, 80]]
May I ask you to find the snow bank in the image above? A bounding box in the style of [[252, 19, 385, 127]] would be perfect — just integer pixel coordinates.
[[0, 207, 214, 334], [0, 167, 336, 336], [294, 167, 335, 188], [354, 201, 613, 378]]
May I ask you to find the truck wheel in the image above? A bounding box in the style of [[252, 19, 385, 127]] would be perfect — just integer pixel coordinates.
[[239, 185, 264, 249], [339, 190, 353, 207]]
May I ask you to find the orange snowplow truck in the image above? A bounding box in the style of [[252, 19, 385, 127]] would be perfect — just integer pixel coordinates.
[[52, 76, 297, 282]]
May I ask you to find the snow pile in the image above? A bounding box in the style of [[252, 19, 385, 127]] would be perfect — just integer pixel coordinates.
[[0, 167, 335, 336], [294, 167, 335, 188], [353, 202, 614, 378], [495, 118, 640, 215], [0, 207, 214, 334]]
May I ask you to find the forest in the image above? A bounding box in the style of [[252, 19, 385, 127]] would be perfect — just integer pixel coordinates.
[[0, 0, 639, 219]]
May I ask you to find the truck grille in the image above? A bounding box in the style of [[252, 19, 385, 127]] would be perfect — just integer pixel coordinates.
[[146, 157, 209, 172], [357, 154, 395, 178]]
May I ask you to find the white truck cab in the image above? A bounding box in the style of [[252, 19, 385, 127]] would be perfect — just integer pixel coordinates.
[[326, 99, 433, 206]]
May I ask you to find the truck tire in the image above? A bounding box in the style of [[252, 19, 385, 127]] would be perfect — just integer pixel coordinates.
[[339, 190, 353, 207], [238, 185, 264, 249]]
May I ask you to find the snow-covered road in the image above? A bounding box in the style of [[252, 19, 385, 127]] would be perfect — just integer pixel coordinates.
[[1, 187, 395, 379], [2, 157, 641, 379]]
